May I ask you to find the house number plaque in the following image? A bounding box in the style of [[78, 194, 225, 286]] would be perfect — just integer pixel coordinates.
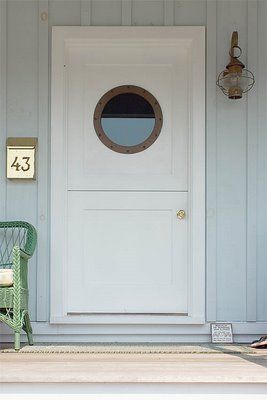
[[6, 138, 37, 180]]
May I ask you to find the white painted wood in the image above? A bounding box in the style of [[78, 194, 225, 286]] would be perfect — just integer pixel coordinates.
[[43, 0, 81, 320], [36, 0, 49, 321], [206, 0, 217, 322], [67, 191, 188, 314], [66, 33, 189, 191], [188, 25, 205, 322], [246, 0, 258, 322], [51, 26, 205, 324], [2, 320, 267, 335], [51, 27, 69, 321]]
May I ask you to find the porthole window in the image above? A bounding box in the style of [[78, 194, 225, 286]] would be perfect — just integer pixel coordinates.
[[93, 85, 163, 154]]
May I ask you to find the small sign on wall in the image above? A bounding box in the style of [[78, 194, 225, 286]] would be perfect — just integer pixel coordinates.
[[211, 323, 233, 343], [6, 138, 37, 180]]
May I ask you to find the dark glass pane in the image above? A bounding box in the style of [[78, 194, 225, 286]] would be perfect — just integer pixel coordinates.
[[102, 93, 155, 119], [101, 93, 155, 147]]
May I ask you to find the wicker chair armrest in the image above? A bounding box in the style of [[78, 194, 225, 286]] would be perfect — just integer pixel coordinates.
[[20, 249, 31, 261]]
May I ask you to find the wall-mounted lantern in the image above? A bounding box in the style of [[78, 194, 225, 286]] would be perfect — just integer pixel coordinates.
[[216, 31, 255, 100]]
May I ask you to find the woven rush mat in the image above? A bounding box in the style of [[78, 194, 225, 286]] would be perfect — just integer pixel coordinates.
[[0, 343, 254, 354]]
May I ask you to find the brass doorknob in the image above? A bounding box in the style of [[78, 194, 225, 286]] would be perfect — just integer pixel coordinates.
[[177, 210, 186, 219]]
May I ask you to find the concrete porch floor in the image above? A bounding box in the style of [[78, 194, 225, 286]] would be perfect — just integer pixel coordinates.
[[1, 347, 267, 384]]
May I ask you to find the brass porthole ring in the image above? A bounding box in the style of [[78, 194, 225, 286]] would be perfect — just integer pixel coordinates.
[[93, 85, 163, 154]]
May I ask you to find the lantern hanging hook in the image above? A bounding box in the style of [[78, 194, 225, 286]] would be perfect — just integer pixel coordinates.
[[229, 31, 242, 59]]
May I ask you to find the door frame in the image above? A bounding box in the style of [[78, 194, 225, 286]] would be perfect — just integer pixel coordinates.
[[50, 26, 205, 325]]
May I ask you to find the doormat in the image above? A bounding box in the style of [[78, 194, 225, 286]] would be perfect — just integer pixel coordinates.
[[0, 343, 255, 354]]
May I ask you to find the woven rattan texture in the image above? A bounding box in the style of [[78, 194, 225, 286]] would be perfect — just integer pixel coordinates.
[[0, 221, 37, 350]]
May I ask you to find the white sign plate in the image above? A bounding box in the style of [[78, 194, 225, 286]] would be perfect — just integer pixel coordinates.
[[211, 323, 233, 343]]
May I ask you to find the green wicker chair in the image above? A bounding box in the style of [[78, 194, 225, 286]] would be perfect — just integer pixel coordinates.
[[0, 221, 37, 351]]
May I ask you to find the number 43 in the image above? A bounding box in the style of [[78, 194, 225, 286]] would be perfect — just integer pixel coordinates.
[[11, 156, 31, 172]]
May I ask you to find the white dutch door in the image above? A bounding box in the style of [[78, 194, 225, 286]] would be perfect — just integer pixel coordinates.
[[51, 27, 205, 321]]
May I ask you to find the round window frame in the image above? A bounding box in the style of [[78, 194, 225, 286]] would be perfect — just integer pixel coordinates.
[[93, 85, 163, 154]]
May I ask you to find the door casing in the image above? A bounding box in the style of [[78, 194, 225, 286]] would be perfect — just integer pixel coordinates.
[[51, 26, 205, 325]]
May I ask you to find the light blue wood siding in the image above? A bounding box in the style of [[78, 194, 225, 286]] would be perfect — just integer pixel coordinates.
[[0, 0, 266, 324]]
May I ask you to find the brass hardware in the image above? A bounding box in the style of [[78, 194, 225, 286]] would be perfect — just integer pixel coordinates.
[[216, 31, 255, 99], [93, 85, 163, 154], [6, 137, 37, 180], [177, 210, 186, 219]]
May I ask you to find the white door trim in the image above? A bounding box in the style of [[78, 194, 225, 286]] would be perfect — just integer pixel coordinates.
[[51, 27, 205, 325]]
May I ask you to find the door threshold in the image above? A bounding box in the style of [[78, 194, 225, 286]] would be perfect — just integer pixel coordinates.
[[67, 312, 189, 316]]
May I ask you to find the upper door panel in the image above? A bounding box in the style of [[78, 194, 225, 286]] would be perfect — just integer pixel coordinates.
[[65, 35, 191, 191]]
